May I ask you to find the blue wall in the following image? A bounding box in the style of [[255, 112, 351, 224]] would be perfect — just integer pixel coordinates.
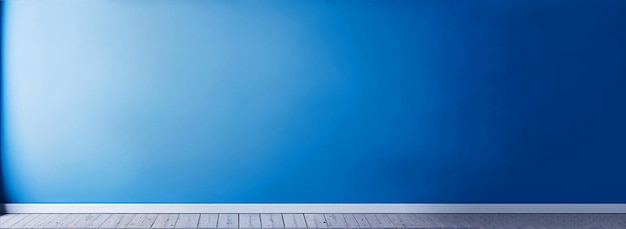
[[2, 0, 626, 203]]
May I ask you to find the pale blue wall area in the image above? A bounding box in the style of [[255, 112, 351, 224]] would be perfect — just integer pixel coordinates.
[[2, 0, 626, 203]]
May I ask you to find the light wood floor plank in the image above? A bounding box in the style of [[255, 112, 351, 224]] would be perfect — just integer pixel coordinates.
[[261, 214, 283, 228], [32, 213, 61, 228], [342, 214, 360, 228], [216, 214, 238, 228], [86, 214, 111, 228], [100, 214, 125, 228], [324, 214, 347, 229], [0, 214, 17, 228], [384, 214, 402, 228], [10, 214, 42, 228], [5, 213, 626, 228], [150, 214, 170, 228], [304, 214, 327, 228], [352, 214, 371, 228], [11, 214, 37, 228], [197, 214, 218, 228], [395, 214, 419, 228], [137, 214, 158, 228], [175, 214, 200, 228], [67, 214, 91, 228], [23, 213, 52, 228], [115, 214, 136, 228], [70, 213, 100, 228], [43, 214, 71, 228], [166, 214, 180, 228], [0, 214, 16, 223], [363, 214, 395, 228], [55, 214, 85, 228], [239, 214, 261, 228], [1, 214, 29, 228], [152, 214, 179, 228], [282, 214, 307, 229], [385, 214, 409, 228], [127, 214, 147, 228], [64, 214, 89, 228], [408, 214, 432, 228]]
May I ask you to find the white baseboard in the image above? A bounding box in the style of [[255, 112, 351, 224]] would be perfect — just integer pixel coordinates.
[[4, 204, 626, 214]]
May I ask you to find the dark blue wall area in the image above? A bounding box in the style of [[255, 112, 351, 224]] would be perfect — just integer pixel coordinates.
[[2, 0, 626, 203], [0, 1, 7, 211]]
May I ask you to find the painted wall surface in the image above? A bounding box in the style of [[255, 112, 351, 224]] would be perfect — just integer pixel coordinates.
[[0, 1, 6, 209], [2, 0, 626, 203]]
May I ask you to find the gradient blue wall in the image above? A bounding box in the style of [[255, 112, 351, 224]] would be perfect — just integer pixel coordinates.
[[2, 0, 626, 203]]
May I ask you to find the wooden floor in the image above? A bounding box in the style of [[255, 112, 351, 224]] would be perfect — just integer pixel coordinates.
[[1, 213, 625, 229]]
